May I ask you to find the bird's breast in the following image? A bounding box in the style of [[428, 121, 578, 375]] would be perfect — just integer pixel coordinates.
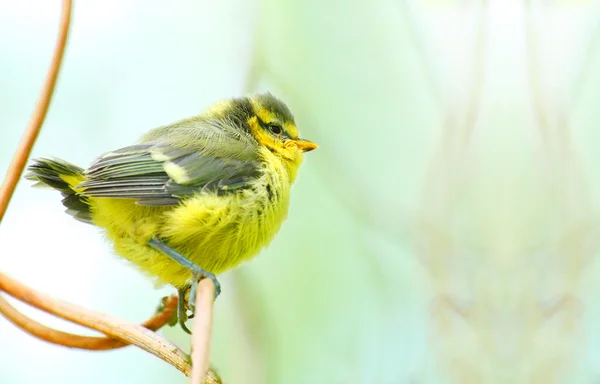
[[160, 160, 292, 275]]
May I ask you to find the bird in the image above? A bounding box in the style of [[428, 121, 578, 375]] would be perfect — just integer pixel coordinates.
[[26, 92, 317, 332]]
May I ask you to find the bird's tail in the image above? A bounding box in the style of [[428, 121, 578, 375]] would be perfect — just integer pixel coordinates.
[[26, 158, 93, 223]]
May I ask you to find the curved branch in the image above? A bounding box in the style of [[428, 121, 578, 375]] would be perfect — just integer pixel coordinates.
[[0, 293, 177, 350], [0, 0, 72, 222], [0, 271, 191, 375]]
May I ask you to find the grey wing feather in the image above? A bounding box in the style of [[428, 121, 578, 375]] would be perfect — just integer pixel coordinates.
[[77, 142, 261, 206]]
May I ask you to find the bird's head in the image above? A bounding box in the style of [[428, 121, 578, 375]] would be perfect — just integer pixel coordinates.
[[206, 93, 317, 163], [246, 93, 317, 161]]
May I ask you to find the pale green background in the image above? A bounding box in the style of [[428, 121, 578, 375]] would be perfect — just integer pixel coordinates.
[[3, 1, 600, 383], [0, 1, 431, 383]]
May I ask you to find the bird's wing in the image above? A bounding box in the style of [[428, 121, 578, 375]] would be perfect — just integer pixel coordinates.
[[77, 143, 262, 206]]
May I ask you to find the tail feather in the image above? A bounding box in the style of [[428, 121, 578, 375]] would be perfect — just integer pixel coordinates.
[[26, 158, 93, 224]]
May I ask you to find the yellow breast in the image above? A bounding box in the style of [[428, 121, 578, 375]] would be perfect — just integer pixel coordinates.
[[95, 147, 296, 288]]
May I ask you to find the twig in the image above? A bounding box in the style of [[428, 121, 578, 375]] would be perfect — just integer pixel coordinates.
[[190, 278, 216, 383], [0, 292, 177, 350], [0, 271, 191, 375], [0, 0, 71, 222]]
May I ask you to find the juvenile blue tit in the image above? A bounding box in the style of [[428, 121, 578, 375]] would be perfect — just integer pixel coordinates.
[[26, 93, 318, 332]]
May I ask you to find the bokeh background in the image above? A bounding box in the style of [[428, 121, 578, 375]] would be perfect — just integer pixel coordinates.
[[3, 0, 600, 383]]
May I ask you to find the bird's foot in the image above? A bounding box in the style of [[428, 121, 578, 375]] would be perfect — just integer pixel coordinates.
[[147, 237, 221, 334], [177, 270, 221, 334], [188, 270, 221, 314]]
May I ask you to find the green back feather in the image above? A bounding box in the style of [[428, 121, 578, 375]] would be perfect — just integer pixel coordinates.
[[77, 113, 262, 206]]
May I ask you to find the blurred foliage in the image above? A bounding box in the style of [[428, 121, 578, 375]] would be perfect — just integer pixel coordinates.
[[3, 1, 600, 383]]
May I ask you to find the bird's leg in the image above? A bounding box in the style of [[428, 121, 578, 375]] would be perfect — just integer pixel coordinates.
[[147, 237, 221, 334], [147, 237, 222, 297]]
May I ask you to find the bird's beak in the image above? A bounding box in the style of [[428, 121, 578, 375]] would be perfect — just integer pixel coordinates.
[[295, 138, 318, 152]]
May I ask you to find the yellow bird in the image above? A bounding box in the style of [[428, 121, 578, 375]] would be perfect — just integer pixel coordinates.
[[26, 93, 317, 332]]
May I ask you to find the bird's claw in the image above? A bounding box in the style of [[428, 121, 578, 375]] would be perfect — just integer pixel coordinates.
[[177, 271, 221, 334], [187, 271, 221, 313], [177, 286, 192, 334]]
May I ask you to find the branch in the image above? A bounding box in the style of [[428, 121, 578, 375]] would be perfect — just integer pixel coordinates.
[[0, 291, 178, 350], [190, 279, 216, 383], [0, 0, 71, 222], [0, 271, 191, 375]]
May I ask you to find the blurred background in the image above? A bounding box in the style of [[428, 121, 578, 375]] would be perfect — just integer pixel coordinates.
[[2, 0, 600, 383]]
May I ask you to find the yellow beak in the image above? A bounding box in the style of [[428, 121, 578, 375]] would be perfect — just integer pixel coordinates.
[[295, 139, 318, 152]]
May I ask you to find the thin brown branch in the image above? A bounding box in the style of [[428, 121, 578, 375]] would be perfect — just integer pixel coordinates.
[[0, 0, 72, 222], [0, 292, 177, 350], [190, 278, 216, 383], [0, 271, 191, 375]]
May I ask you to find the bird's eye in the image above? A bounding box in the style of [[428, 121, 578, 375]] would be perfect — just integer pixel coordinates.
[[268, 124, 282, 135]]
